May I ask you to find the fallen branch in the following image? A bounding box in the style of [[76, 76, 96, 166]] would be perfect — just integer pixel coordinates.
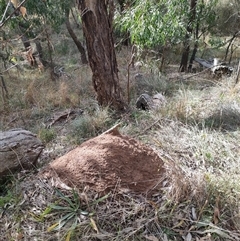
[[181, 67, 211, 81]]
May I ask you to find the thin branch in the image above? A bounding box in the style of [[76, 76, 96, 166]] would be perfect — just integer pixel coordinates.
[[0, 64, 19, 74], [0, 0, 28, 28], [0, 1, 11, 24], [133, 119, 161, 138]]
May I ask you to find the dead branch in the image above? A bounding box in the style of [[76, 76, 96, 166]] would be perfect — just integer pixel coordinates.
[[235, 60, 240, 84]]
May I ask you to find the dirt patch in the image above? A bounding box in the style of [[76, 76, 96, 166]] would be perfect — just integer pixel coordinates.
[[40, 129, 165, 194]]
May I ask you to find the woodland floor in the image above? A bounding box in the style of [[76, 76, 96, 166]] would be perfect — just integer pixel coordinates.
[[1, 36, 240, 240]]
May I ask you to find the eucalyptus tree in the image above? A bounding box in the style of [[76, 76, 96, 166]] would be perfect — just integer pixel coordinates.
[[0, 0, 87, 68], [116, 0, 188, 70], [180, 0, 218, 72], [116, 0, 218, 71], [78, 0, 126, 110]]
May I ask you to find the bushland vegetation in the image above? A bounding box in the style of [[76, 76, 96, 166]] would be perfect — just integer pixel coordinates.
[[1, 0, 240, 240]]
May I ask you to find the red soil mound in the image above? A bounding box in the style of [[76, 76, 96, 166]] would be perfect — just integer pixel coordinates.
[[42, 129, 165, 194]]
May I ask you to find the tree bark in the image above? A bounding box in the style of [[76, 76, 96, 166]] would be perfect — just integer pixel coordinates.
[[78, 0, 125, 111], [188, 19, 199, 72], [0, 129, 44, 177], [0, 75, 9, 103], [65, 6, 88, 65], [179, 0, 197, 72]]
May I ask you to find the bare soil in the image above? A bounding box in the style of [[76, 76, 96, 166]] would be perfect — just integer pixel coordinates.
[[40, 128, 165, 195]]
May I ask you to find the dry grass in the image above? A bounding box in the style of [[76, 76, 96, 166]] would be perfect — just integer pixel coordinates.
[[1, 29, 240, 240]]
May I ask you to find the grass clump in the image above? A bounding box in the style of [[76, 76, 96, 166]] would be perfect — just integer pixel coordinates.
[[70, 107, 114, 144], [0, 189, 15, 208], [38, 128, 57, 144], [46, 189, 109, 240]]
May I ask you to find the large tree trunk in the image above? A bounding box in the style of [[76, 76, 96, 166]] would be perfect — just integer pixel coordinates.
[[78, 0, 125, 111], [179, 0, 197, 72], [65, 6, 88, 65]]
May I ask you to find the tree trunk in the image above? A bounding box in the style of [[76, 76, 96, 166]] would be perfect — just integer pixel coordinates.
[[78, 0, 125, 111], [224, 31, 239, 63], [179, 0, 197, 72], [65, 6, 88, 65], [188, 18, 200, 72]]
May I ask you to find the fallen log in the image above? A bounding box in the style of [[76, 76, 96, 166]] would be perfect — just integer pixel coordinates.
[[0, 128, 44, 178], [194, 57, 233, 77], [194, 57, 213, 68]]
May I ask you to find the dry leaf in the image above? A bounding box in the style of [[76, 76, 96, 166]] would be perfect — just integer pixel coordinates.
[[90, 218, 99, 233], [213, 206, 220, 224], [213, 196, 220, 224], [185, 232, 192, 241], [191, 207, 197, 220], [163, 234, 169, 241], [144, 235, 159, 241], [65, 230, 72, 241], [47, 222, 59, 232]]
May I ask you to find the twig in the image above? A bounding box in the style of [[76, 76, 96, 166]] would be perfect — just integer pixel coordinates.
[[133, 119, 161, 138], [0, 74, 9, 98], [0, 1, 11, 25], [1, 64, 19, 74], [0, 0, 29, 28], [101, 123, 122, 136], [235, 59, 240, 84]]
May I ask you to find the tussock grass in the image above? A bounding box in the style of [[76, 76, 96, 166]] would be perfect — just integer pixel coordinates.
[[69, 107, 115, 144]]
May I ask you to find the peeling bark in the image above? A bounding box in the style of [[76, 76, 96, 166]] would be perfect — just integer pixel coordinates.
[[78, 0, 125, 110]]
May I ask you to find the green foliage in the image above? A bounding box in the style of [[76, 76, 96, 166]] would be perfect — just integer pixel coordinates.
[[38, 128, 56, 144], [0, 0, 6, 16], [115, 0, 188, 48], [0, 178, 20, 210], [47, 189, 109, 240], [0, 0, 72, 40], [30, 205, 53, 222], [0, 190, 14, 208], [48, 189, 88, 234], [213, 0, 240, 36], [115, 0, 218, 49], [24, 0, 66, 31]]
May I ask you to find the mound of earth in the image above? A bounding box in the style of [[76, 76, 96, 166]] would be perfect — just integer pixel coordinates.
[[41, 128, 165, 194]]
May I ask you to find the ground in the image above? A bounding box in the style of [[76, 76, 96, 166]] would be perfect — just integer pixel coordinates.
[[1, 28, 240, 240]]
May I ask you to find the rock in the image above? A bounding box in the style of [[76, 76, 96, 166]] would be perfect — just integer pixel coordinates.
[[136, 93, 154, 110], [0, 128, 44, 178], [40, 129, 165, 194], [152, 93, 166, 108], [136, 93, 166, 110]]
